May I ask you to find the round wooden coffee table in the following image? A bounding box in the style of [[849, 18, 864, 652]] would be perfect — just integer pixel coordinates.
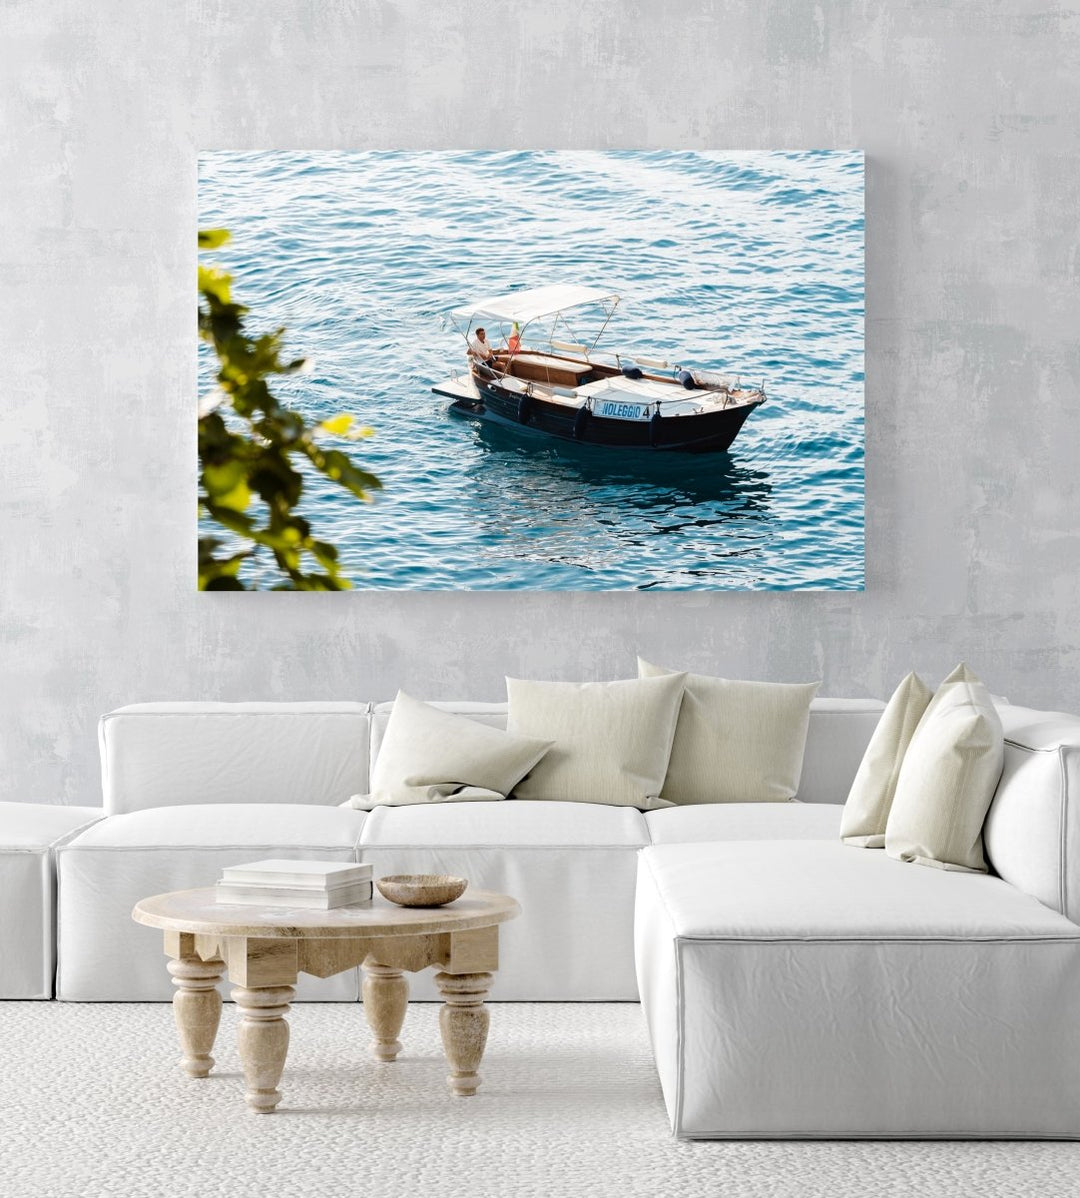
[[132, 886, 521, 1113]]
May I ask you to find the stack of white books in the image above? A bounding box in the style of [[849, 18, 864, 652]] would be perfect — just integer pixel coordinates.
[[215, 860, 374, 909]]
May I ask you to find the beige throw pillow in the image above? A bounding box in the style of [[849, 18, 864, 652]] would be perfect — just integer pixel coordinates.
[[505, 674, 686, 809], [840, 671, 933, 847], [346, 690, 552, 810], [638, 659, 819, 804], [884, 664, 1004, 873]]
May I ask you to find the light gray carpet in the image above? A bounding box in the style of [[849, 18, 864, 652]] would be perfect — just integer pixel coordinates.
[[0, 1002, 1077, 1198]]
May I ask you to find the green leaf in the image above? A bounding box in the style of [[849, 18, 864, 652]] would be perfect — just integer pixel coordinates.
[[196, 225, 383, 590], [204, 504, 256, 537], [198, 264, 231, 306], [198, 228, 232, 249], [202, 460, 251, 512], [302, 446, 382, 498]]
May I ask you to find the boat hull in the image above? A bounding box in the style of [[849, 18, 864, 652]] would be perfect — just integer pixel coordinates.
[[442, 381, 761, 454]]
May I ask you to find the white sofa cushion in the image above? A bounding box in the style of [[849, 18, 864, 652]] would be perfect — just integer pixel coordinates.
[[506, 675, 685, 809], [360, 800, 648, 1001], [636, 841, 1080, 1137], [99, 702, 372, 814], [57, 805, 366, 1002], [351, 691, 551, 809], [638, 659, 819, 804], [0, 803, 104, 848], [885, 665, 1004, 873], [840, 672, 932, 847], [0, 803, 103, 999], [985, 704, 1080, 923], [640, 840, 1071, 939], [360, 800, 648, 848], [68, 803, 366, 849], [646, 801, 840, 844]]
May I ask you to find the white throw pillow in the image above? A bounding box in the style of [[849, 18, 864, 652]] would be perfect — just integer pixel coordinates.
[[505, 674, 686, 809], [884, 664, 1005, 873], [345, 690, 552, 810], [637, 658, 819, 804], [840, 671, 933, 847]]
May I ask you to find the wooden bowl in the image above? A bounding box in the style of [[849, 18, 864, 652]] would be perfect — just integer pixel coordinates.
[[376, 874, 468, 908]]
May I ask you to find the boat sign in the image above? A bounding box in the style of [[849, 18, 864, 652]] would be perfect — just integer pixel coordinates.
[[595, 400, 648, 421]]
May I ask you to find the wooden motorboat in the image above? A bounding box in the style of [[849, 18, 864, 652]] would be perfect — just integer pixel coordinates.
[[432, 285, 765, 453]]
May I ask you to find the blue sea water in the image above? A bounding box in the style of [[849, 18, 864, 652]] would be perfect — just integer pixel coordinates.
[[198, 151, 864, 590]]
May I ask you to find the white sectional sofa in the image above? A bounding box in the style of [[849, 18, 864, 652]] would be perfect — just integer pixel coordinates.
[[45, 697, 880, 1002], [4, 692, 1080, 1138]]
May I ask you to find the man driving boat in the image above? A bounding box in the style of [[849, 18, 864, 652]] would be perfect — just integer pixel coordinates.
[[467, 327, 497, 364]]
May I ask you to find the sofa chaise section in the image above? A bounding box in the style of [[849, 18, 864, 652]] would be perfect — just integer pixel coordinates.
[[636, 840, 1080, 1138], [57, 804, 367, 1001]]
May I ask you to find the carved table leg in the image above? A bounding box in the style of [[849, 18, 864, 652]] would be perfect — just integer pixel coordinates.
[[435, 971, 493, 1096], [167, 956, 224, 1078], [231, 984, 295, 1113], [363, 959, 409, 1062]]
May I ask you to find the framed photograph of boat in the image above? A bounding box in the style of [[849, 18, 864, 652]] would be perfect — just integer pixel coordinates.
[[198, 150, 864, 591]]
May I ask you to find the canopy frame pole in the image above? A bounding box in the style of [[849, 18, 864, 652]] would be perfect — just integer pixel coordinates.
[[450, 315, 474, 382], [587, 297, 620, 358], [553, 311, 588, 359]]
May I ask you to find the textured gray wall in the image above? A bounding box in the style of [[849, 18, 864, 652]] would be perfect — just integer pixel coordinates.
[[2, 1, 1079, 804]]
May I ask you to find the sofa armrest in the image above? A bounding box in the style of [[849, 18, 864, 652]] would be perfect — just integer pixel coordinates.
[[984, 705, 1080, 924]]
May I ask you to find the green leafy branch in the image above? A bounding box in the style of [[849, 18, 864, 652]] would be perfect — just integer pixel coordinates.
[[197, 228, 381, 590]]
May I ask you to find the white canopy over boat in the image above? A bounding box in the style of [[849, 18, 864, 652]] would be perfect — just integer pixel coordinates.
[[450, 284, 619, 327]]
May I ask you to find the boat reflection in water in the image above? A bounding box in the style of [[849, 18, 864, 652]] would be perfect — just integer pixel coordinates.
[[455, 415, 774, 589]]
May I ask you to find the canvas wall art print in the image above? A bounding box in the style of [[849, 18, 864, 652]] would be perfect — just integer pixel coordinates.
[[197, 151, 864, 591]]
